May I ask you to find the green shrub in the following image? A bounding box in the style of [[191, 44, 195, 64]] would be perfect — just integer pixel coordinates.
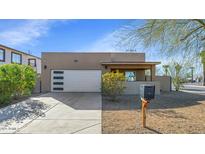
[[21, 65, 37, 95], [102, 70, 126, 101], [172, 63, 183, 91], [0, 64, 37, 104]]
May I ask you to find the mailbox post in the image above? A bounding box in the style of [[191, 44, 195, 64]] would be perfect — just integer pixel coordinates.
[[140, 84, 155, 128], [141, 98, 149, 127]]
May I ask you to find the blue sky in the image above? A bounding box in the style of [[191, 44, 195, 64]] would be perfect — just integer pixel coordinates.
[[0, 19, 165, 62], [0, 19, 146, 56], [0, 19, 202, 75]]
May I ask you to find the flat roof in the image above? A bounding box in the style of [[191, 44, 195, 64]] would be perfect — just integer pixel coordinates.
[[101, 62, 161, 65], [0, 44, 41, 59], [42, 51, 145, 54]]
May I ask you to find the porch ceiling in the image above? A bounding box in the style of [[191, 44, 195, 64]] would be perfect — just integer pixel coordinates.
[[101, 61, 161, 69], [101, 61, 161, 65]]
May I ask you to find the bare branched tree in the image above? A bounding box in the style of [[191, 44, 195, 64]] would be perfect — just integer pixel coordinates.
[[116, 19, 205, 85]]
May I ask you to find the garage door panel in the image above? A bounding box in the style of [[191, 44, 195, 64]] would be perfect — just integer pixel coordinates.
[[51, 70, 101, 92]]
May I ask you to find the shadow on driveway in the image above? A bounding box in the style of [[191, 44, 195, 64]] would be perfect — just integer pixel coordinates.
[[39, 92, 102, 110]]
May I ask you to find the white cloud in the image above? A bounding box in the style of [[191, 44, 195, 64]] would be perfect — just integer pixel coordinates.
[[0, 20, 54, 46], [85, 29, 144, 52], [85, 31, 120, 52]]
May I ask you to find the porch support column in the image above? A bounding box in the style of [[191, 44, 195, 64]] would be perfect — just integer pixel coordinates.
[[151, 65, 156, 81]]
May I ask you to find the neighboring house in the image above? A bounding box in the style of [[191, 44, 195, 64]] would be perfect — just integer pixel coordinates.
[[41, 52, 171, 94], [0, 44, 41, 74]]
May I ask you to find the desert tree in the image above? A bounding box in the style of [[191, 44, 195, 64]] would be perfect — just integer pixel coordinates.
[[116, 19, 205, 84], [162, 65, 169, 76], [167, 62, 183, 91], [200, 50, 205, 85]]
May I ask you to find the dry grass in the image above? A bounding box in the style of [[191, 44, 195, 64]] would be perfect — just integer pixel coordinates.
[[102, 91, 205, 134]]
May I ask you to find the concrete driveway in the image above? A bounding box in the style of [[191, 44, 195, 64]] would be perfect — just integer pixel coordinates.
[[0, 93, 101, 134]]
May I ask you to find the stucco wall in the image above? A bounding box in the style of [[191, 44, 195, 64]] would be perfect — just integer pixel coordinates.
[[146, 75, 171, 92], [136, 70, 145, 81], [124, 81, 160, 95], [110, 53, 145, 62], [155, 76, 171, 92], [41, 52, 145, 92]]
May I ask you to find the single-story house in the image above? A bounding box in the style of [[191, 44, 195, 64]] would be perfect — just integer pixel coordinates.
[[41, 52, 171, 94]]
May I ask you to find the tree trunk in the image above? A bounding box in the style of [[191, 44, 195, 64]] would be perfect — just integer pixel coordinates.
[[203, 63, 205, 86]]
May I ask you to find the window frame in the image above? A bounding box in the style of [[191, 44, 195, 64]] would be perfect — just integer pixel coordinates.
[[28, 58, 37, 67], [0, 48, 5, 62], [53, 71, 64, 74], [53, 76, 64, 79], [53, 82, 64, 85], [53, 87, 64, 91], [11, 52, 22, 64], [125, 71, 137, 82]]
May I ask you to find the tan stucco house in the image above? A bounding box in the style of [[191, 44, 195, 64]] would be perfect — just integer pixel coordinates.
[[41, 52, 171, 94], [0, 44, 41, 74]]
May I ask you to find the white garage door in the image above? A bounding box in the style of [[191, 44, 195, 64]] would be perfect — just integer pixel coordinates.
[[51, 70, 101, 92]]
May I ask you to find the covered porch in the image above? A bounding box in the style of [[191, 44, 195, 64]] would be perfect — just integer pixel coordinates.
[[101, 61, 161, 95], [101, 62, 160, 81]]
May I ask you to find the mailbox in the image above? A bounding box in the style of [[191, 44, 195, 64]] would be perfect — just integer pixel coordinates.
[[140, 84, 155, 100]]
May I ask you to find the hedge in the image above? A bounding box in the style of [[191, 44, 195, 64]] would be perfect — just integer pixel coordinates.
[[0, 64, 37, 104], [102, 70, 126, 101]]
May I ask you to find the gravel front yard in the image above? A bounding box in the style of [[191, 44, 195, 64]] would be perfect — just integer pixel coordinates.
[[0, 94, 41, 109], [102, 91, 205, 134]]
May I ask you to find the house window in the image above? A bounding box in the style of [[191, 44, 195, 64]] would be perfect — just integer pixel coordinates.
[[125, 71, 136, 81], [0, 48, 5, 62], [11, 52, 22, 64], [28, 59, 36, 67]]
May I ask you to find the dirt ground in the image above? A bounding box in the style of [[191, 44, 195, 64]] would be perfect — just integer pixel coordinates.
[[102, 91, 205, 134]]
